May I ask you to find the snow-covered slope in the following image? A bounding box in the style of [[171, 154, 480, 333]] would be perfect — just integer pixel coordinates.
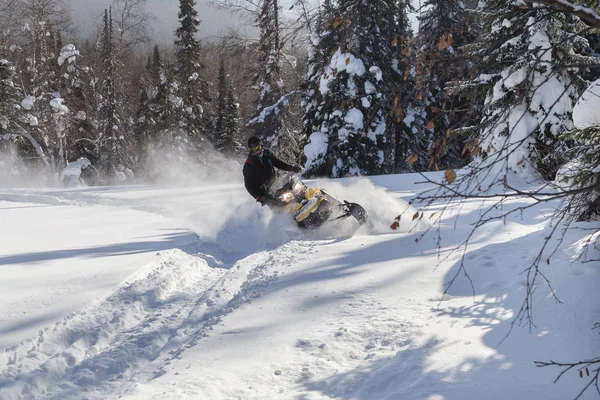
[[0, 173, 597, 400]]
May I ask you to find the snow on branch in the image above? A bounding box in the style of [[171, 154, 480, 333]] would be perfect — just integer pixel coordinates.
[[247, 90, 306, 126], [530, 0, 600, 29]]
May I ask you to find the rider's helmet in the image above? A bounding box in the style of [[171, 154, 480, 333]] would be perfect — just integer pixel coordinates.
[[248, 136, 263, 156]]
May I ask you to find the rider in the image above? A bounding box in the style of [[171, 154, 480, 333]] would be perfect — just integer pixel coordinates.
[[243, 136, 302, 206]]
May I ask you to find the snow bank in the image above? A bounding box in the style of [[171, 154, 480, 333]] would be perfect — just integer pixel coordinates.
[[0, 249, 224, 399]]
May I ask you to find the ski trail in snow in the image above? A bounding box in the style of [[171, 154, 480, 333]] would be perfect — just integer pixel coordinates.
[[0, 240, 320, 400], [0, 250, 224, 399], [0, 184, 420, 399], [115, 240, 320, 397]]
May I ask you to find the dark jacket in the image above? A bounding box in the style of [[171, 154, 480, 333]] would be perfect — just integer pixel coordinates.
[[243, 149, 296, 200]]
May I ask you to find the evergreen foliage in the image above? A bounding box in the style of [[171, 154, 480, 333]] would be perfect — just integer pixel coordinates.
[[215, 58, 243, 155], [0, 0, 598, 208], [464, 1, 598, 179], [135, 44, 178, 180], [98, 8, 130, 182], [252, 0, 285, 149], [0, 60, 32, 170], [303, 0, 402, 177], [174, 0, 210, 147], [416, 0, 479, 170], [560, 125, 600, 220]]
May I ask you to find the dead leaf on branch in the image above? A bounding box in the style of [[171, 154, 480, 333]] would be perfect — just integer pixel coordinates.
[[445, 169, 457, 184], [438, 33, 454, 51], [426, 121, 434, 130], [461, 144, 469, 156], [390, 214, 401, 230], [333, 16, 344, 29], [406, 153, 418, 164]]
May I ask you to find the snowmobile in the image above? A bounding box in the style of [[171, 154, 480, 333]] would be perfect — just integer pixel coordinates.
[[262, 172, 368, 229]]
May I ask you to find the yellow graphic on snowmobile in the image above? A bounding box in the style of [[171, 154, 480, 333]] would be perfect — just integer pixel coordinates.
[[284, 202, 304, 213], [304, 187, 321, 200], [296, 196, 325, 222]]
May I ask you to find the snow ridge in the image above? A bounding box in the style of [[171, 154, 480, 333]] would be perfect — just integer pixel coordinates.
[[0, 240, 315, 400], [0, 250, 223, 399]]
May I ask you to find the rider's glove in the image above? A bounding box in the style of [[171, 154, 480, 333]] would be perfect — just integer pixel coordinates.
[[258, 195, 268, 206], [292, 166, 302, 173]]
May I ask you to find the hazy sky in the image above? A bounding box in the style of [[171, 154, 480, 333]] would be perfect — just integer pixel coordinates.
[[68, 0, 256, 42]]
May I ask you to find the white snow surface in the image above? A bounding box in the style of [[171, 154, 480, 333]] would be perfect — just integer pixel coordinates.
[[0, 172, 597, 400]]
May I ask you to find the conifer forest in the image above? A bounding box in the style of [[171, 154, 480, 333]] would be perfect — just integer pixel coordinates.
[[0, 0, 599, 224]]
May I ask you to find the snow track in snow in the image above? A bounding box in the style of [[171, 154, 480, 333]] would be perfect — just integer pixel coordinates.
[[0, 250, 223, 399], [0, 184, 410, 399], [0, 238, 317, 400]]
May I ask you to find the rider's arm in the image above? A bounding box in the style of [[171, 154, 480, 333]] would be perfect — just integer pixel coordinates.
[[265, 149, 296, 172]]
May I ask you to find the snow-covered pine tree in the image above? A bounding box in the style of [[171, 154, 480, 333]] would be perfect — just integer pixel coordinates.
[[56, 44, 96, 174], [555, 76, 600, 221], [134, 44, 176, 181], [465, 1, 598, 180], [386, 0, 438, 173], [251, 0, 286, 149], [16, 0, 68, 172], [173, 0, 210, 149], [416, 0, 478, 170], [215, 58, 242, 155], [303, 0, 399, 177], [301, 0, 341, 176], [97, 8, 130, 182], [144, 46, 173, 140], [560, 125, 600, 220], [0, 59, 44, 175]]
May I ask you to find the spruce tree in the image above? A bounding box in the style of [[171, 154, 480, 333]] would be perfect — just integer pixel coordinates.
[[98, 8, 129, 182], [17, 7, 62, 171], [215, 58, 242, 155], [173, 0, 210, 148], [251, 0, 287, 150], [303, 0, 400, 177], [417, 0, 478, 170], [301, 0, 339, 176], [0, 59, 49, 178], [465, 1, 598, 180], [135, 44, 178, 181]]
